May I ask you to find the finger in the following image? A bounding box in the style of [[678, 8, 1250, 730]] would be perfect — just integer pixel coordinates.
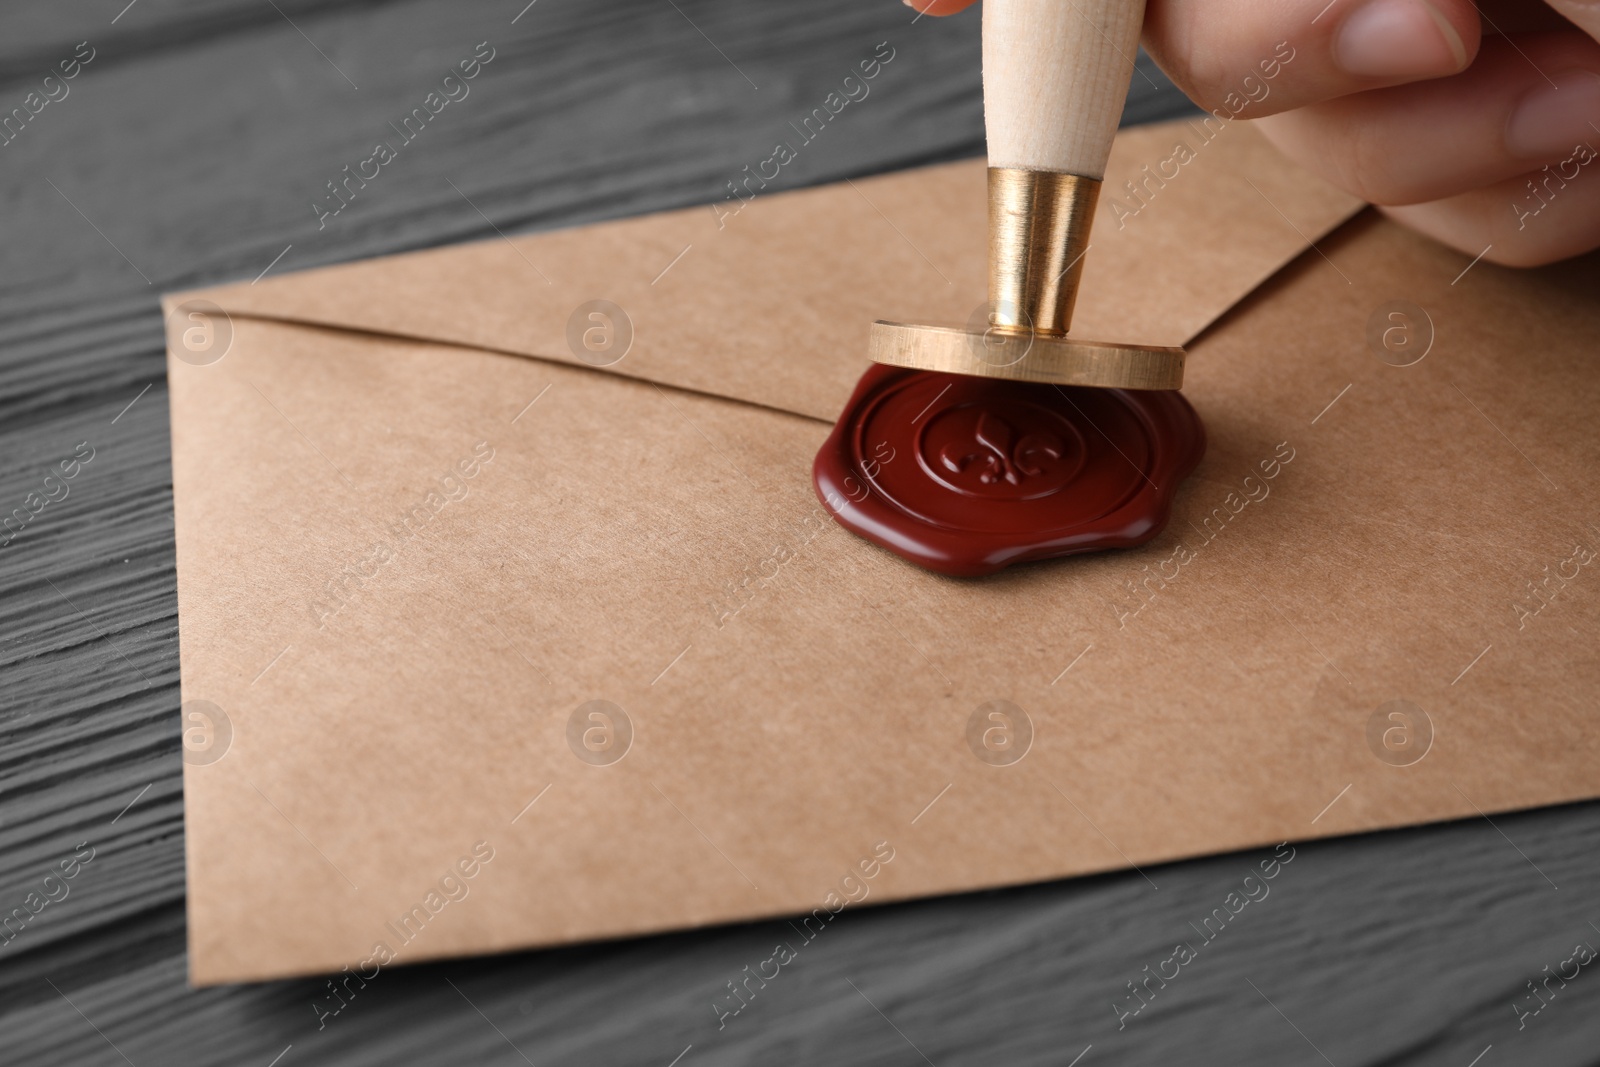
[[1253, 31, 1600, 205], [1380, 153, 1600, 266], [902, 0, 979, 15], [1536, 0, 1600, 42], [1143, 0, 1480, 118]]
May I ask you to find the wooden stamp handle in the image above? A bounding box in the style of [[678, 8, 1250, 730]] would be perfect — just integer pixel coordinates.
[[983, 0, 1147, 178]]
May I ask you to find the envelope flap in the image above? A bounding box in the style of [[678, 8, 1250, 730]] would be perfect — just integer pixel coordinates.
[[174, 121, 1362, 422]]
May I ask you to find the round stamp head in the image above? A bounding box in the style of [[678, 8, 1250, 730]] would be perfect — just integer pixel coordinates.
[[814, 365, 1206, 577]]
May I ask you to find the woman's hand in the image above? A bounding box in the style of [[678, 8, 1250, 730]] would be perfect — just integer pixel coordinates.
[[905, 0, 1600, 266]]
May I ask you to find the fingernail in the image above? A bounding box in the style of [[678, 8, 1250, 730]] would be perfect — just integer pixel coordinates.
[[1334, 0, 1467, 78], [1506, 71, 1600, 159]]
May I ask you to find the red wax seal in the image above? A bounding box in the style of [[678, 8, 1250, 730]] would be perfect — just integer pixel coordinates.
[[814, 365, 1205, 577]]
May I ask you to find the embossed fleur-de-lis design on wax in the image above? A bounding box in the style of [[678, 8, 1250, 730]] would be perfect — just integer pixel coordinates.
[[940, 411, 1064, 485]]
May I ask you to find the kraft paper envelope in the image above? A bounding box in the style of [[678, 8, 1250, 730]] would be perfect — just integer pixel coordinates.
[[166, 120, 1600, 985]]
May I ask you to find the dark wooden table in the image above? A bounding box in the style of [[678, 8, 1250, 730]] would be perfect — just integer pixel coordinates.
[[2, 2, 1597, 1064]]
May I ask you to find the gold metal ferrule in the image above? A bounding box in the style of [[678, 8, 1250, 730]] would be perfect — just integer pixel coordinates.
[[988, 168, 1100, 336]]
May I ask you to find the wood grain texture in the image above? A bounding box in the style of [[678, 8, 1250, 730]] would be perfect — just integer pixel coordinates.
[[0, 0, 1595, 1064], [983, 0, 1145, 175]]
